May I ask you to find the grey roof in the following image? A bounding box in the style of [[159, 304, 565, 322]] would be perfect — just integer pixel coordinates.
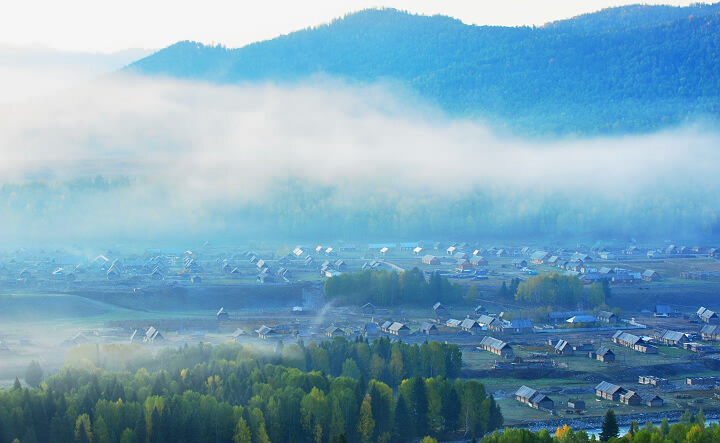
[[419, 322, 437, 332], [480, 336, 510, 351], [701, 324, 720, 335], [614, 332, 642, 345], [433, 302, 446, 310], [477, 315, 500, 326], [381, 321, 393, 330], [515, 385, 537, 400], [642, 270, 658, 277], [257, 325, 275, 335], [595, 381, 623, 395], [655, 305, 672, 314], [509, 319, 533, 329], [325, 326, 342, 334], [389, 322, 409, 332], [597, 310, 615, 320], [659, 330, 685, 342], [531, 251, 549, 260], [460, 318, 479, 329], [555, 339, 570, 351], [548, 311, 587, 320], [567, 315, 598, 323], [597, 346, 614, 356], [231, 328, 245, 338], [217, 307, 227, 316]]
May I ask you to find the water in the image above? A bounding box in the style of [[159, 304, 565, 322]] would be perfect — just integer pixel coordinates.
[[582, 418, 719, 438]]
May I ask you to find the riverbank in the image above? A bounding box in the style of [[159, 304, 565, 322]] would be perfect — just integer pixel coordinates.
[[522, 409, 719, 432]]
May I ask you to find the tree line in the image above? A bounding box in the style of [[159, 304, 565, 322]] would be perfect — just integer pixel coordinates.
[[0, 339, 501, 443], [324, 268, 462, 306]]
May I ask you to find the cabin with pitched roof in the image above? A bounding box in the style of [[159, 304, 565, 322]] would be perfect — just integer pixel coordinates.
[[515, 385, 554, 410], [217, 307, 229, 322], [478, 336, 513, 357], [419, 322, 439, 335]]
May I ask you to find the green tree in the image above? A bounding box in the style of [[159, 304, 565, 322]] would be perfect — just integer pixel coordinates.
[[75, 414, 93, 443], [357, 394, 375, 443], [25, 360, 43, 388], [588, 283, 606, 307], [599, 409, 619, 442], [465, 285, 478, 305], [233, 418, 252, 443], [119, 428, 136, 443], [660, 417, 670, 436], [393, 396, 412, 442]]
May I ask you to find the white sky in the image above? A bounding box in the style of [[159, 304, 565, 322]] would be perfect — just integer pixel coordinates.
[[0, 0, 697, 53]]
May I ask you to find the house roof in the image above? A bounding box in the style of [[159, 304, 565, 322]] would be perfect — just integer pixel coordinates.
[[381, 321, 393, 329], [531, 251, 550, 260], [477, 315, 500, 326], [509, 319, 533, 329], [701, 324, 720, 335], [555, 339, 570, 351], [548, 311, 587, 319], [642, 270, 658, 277], [515, 385, 537, 400], [217, 307, 227, 316], [597, 346, 614, 356], [419, 322, 437, 332], [614, 331, 642, 345], [480, 336, 510, 351], [566, 315, 598, 323], [597, 310, 615, 320], [257, 325, 275, 335], [659, 330, 685, 342], [433, 302, 446, 310], [389, 322, 409, 332], [460, 318, 479, 329], [595, 381, 624, 395]]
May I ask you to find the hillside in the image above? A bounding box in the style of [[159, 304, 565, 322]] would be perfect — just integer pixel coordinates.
[[127, 4, 720, 135]]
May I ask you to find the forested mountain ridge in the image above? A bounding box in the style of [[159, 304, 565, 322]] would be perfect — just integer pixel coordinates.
[[126, 4, 720, 135]]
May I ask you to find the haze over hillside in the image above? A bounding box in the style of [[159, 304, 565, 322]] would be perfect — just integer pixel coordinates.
[[127, 4, 720, 135], [1, 4, 719, 246]]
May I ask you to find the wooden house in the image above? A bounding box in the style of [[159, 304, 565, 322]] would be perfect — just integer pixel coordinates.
[[697, 307, 720, 324], [474, 305, 488, 315], [422, 255, 440, 265], [700, 324, 720, 341], [654, 329, 687, 346], [641, 394, 664, 407], [388, 322, 410, 336], [217, 307, 229, 321], [554, 339, 574, 356], [613, 331, 658, 353], [191, 276, 202, 283], [478, 336, 513, 358], [460, 318, 482, 334], [595, 381, 626, 401], [515, 385, 554, 410], [419, 322, 439, 335], [597, 311, 618, 324], [511, 259, 527, 268], [595, 347, 615, 362], [457, 259, 473, 271], [620, 391, 642, 406], [144, 327, 164, 344], [530, 251, 550, 264], [257, 326, 276, 339], [642, 270, 660, 282], [567, 399, 585, 410], [325, 326, 345, 338], [362, 303, 376, 315], [432, 302, 447, 316], [470, 256, 488, 266]]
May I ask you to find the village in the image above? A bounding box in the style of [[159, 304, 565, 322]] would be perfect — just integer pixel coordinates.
[[1, 238, 720, 426]]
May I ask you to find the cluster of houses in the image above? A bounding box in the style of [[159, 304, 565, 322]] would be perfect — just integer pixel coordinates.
[[515, 385, 554, 411], [595, 381, 664, 407]]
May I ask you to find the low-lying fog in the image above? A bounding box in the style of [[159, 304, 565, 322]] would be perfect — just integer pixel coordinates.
[[0, 73, 718, 245]]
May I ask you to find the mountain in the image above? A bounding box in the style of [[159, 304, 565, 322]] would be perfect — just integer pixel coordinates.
[[127, 4, 720, 135]]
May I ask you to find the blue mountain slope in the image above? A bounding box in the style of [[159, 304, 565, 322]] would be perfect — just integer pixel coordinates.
[[127, 5, 720, 135]]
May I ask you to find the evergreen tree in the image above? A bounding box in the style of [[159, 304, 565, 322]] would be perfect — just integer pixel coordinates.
[[409, 376, 429, 437], [12, 378, 21, 390], [599, 409, 619, 442], [233, 418, 252, 443], [393, 396, 412, 442], [119, 428, 137, 443], [134, 411, 147, 443], [497, 281, 509, 299], [660, 418, 670, 437], [25, 361, 43, 388], [464, 285, 478, 305], [441, 385, 460, 432]]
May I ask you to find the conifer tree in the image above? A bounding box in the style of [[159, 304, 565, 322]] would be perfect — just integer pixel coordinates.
[[599, 409, 619, 442]]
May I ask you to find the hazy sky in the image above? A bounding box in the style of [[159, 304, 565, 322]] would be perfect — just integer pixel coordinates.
[[1, 0, 697, 53]]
